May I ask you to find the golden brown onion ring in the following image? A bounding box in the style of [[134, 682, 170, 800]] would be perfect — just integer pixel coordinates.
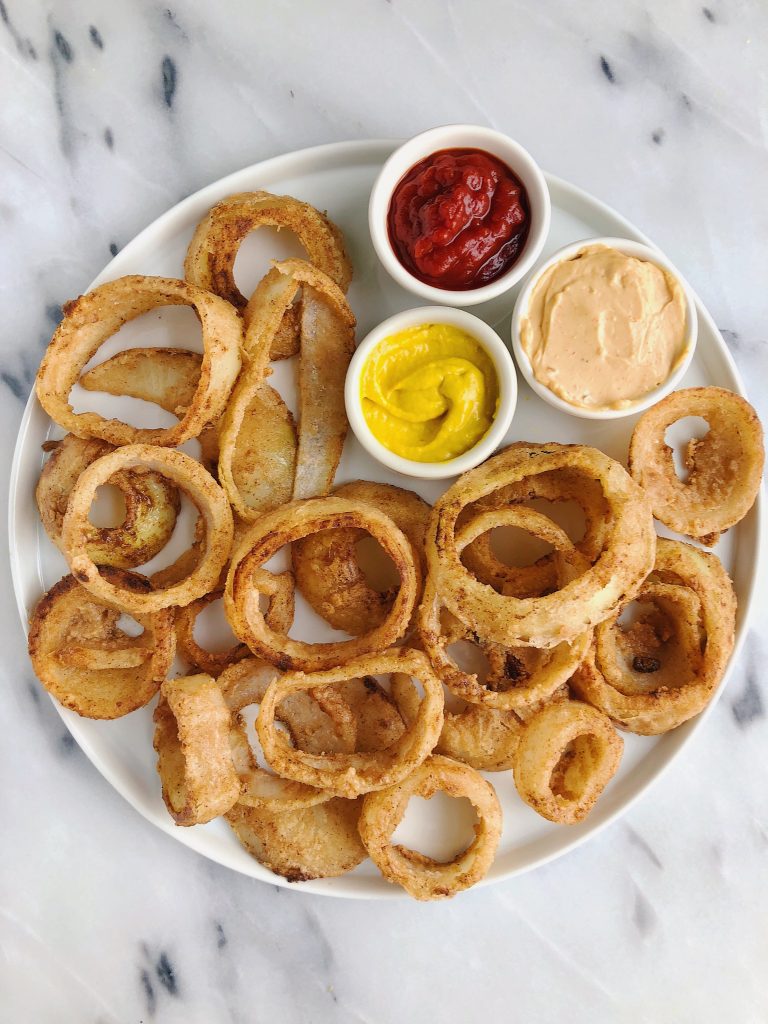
[[420, 507, 591, 711], [256, 648, 443, 798], [218, 658, 345, 811], [176, 578, 294, 676], [79, 347, 220, 471], [61, 445, 233, 614], [312, 676, 406, 754], [429, 443, 656, 649], [512, 701, 623, 824], [292, 481, 430, 635], [226, 797, 366, 882], [35, 276, 242, 447], [226, 496, 418, 672], [628, 386, 764, 545], [184, 190, 352, 310], [154, 674, 241, 825], [571, 538, 736, 734], [358, 754, 502, 900], [28, 570, 175, 719], [36, 433, 180, 569]]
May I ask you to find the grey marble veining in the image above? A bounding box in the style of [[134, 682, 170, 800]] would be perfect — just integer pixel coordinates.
[[1, 2, 767, 1021]]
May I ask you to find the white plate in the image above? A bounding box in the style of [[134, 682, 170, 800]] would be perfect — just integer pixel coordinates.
[[9, 140, 762, 899]]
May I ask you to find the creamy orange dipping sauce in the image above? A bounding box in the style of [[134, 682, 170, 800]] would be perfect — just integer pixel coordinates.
[[520, 244, 688, 410]]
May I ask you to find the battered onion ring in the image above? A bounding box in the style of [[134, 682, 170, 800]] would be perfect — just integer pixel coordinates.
[[176, 579, 294, 676], [28, 570, 175, 719], [358, 754, 502, 900], [36, 433, 180, 568], [429, 443, 656, 648], [419, 507, 591, 711], [184, 190, 352, 310], [256, 649, 444, 798], [154, 674, 241, 826], [391, 673, 522, 772], [571, 539, 736, 734], [218, 658, 345, 810], [79, 347, 219, 471], [35, 276, 242, 447], [512, 701, 623, 824], [226, 496, 418, 672], [628, 386, 764, 545], [292, 481, 430, 635], [226, 797, 366, 882], [61, 445, 233, 614], [218, 260, 355, 518]]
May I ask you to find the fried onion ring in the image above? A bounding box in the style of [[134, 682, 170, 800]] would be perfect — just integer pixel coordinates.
[[429, 443, 656, 648], [256, 649, 443, 798], [292, 481, 430, 635], [35, 276, 242, 447], [218, 260, 354, 518], [154, 674, 241, 825], [419, 507, 591, 711], [226, 797, 366, 882], [184, 190, 352, 310], [218, 658, 346, 811], [358, 754, 502, 900], [226, 496, 418, 672], [571, 538, 736, 734], [312, 676, 406, 753], [512, 701, 623, 824], [36, 433, 180, 568], [28, 570, 175, 719], [628, 386, 764, 545], [61, 445, 233, 613]]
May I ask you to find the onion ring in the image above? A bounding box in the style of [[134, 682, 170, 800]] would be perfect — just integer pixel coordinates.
[[256, 648, 444, 798], [226, 797, 366, 882], [358, 754, 502, 900], [28, 570, 175, 719], [571, 538, 736, 734], [184, 190, 352, 310], [226, 496, 418, 672], [512, 701, 623, 824], [292, 481, 430, 635], [176, 578, 294, 676], [428, 442, 656, 648], [218, 658, 347, 810], [79, 347, 220, 471], [218, 259, 354, 518], [36, 433, 180, 568], [419, 507, 591, 711], [628, 386, 764, 545], [153, 674, 241, 825], [35, 276, 242, 447], [61, 444, 233, 613], [312, 676, 406, 753]]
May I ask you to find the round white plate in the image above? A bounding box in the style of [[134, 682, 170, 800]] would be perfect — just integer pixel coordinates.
[[10, 140, 762, 899]]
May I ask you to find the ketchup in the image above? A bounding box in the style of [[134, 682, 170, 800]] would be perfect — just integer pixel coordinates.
[[387, 148, 530, 290]]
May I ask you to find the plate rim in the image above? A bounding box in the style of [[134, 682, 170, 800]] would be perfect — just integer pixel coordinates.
[[9, 138, 763, 900]]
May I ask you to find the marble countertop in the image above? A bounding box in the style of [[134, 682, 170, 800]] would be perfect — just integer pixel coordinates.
[[2, 1, 767, 1021]]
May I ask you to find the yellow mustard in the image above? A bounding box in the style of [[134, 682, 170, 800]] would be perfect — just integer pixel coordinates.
[[360, 323, 499, 463]]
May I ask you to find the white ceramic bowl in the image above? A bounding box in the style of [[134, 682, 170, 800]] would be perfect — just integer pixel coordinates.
[[369, 125, 551, 306], [345, 306, 517, 480], [511, 236, 699, 421]]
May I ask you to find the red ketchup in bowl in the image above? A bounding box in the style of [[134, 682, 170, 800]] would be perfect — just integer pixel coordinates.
[[386, 148, 530, 291]]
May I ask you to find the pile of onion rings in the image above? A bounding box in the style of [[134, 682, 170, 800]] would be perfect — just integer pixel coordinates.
[[25, 183, 762, 900]]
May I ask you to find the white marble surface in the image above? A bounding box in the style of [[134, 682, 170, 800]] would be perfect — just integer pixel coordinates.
[[2, 1, 767, 1021]]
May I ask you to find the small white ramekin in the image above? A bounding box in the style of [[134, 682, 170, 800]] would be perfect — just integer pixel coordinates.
[[345, 306, 517, 480], [510, 236, 699, 421], [369, 125, 551, 307]]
